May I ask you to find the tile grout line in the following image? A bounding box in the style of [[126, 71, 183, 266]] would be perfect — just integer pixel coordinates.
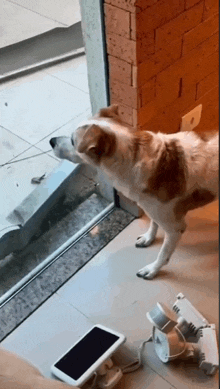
[[33, 107, 92, 148], [1, 109, 91, 166], [47, 72, 90, 95], [6, 0, 69, 27], [55, 289, 178, 388]]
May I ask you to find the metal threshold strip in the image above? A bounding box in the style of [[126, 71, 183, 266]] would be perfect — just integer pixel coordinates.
[[0, 22, 85, 82], [0, 48, 85, 83], [0, 202, 114, 308]]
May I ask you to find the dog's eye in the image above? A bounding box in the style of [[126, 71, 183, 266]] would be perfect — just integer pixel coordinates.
[[71, 138, 74, 146]]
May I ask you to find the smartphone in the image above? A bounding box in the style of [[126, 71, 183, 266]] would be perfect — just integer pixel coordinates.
[[51, 324, 126, 387]]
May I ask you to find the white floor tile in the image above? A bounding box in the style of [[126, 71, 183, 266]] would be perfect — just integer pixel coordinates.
[[10, 0, 81, 27], [1, 293, 92, 378], [0, 295, 175, 388], [0, 73, 91, 144], [56, 216, 172, 318], [45, 55, 90, 94], [0, 147, 59, 218], [56, 203, 219, 388], [36, 107, 91, 152], [1, 201, 219, 388], [0, 126, 31, 165], [1, 0, 63, 48]]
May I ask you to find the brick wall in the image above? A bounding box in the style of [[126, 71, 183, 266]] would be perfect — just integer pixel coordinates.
[[104, 0, 219, 134]]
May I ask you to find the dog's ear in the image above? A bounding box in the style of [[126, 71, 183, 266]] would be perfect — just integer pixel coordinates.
[[77, 124, 116, 162], [96, 104, 121, 122]]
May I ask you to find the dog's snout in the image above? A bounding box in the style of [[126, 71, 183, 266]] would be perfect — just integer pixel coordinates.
[[50, 138, 57, 148]]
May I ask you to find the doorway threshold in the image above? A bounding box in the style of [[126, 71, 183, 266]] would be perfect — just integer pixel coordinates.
[[0, 206, 135, 341], [0, 22, 84, 82]]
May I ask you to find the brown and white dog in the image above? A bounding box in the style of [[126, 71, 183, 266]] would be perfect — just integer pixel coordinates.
[[50, 104, 219, 280]]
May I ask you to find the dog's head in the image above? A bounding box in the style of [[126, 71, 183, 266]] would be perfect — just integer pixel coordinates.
[[50, 104, 119, 165]]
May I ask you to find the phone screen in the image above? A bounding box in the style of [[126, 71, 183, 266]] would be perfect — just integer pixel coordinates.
[[54, 327, 120, 380]]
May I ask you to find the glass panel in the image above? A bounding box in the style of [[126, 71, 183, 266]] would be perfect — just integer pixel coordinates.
[[0, 0, 113, 302]]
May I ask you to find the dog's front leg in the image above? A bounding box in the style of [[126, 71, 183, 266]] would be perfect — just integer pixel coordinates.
[[136, 230, 182, 279], [136, 220, 158, 247]]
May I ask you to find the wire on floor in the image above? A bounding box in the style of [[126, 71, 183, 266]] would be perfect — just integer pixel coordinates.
[[0, 150, 52, 168], [121, 335, 153, 374], [88, 336, 153, 388]]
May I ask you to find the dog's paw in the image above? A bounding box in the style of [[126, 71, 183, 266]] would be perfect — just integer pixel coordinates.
[[136, 264, 159, 280], [135, 233, 155, 248]]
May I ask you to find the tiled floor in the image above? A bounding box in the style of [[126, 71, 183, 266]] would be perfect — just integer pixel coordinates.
[[1, 200, 219, 388], [0, 54, 91, 219]]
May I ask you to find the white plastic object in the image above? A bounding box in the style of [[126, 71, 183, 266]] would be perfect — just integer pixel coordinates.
[[173, 293, 209, 334], [97, 366, 123, 389], [197, 324, 219, 376], [152, 326, 186, 363], [146, 302, 177, 334], [97, 358, 114, 376]]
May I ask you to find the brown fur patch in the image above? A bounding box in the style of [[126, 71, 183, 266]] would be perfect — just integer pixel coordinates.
[[132, 131, 154, 162], [145, 140, 187, 202], [174, 188, 216, 220], [193, 130, 218, 142], [77, 124, 116, 163], [97, 104, 122, 124]]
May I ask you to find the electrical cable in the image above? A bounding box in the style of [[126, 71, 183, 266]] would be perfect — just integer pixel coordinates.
[[168, 326, 187, 359], [87, 336, 152, 388], [90, 371, 98, 389], [0, 150, 52, 167], [121, 335, 152, 374]]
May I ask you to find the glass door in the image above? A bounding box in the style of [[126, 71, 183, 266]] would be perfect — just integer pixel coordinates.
[[0, 0, 116, 306]]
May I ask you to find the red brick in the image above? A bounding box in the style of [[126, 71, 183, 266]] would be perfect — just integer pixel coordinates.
[[156, 32, 218, 95], [156, 71, 181, 104], [187, 86, 219, 131], [137, 86, 193, 127], [185, 0, 202, 9], [196, 71, 219, 99], [140, 77, 156, 106], [137, 99, 159, 126], [118, 104, 134, 125], [104, 0, 137, 12], [108, 55, 132, 85], [137, 0, 185, 35], [183, 50, 219, 93], [110, 79, 138, 108], [131, 15, 155, 43], [136, 31, 155, 62], [132, 65, 137, 87], [182, 13, 219, 55], [155, 2, 203, 50], [106, 33, 136, 64], [139, 112, 180, 133], [203, 0, 219, 20], [133, 108, 138, 127], [139, 88, 197, 132], [130, 12, 136, 40], [138, 38, 182, 85], [104, 4, 130, 39], [138, 0, 159, 9], [105, 0, 158, 12]]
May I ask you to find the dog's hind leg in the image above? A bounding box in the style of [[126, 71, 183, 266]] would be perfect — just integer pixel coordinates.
[[136, 220, 158, 247], [136, 229, 183, 279]]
